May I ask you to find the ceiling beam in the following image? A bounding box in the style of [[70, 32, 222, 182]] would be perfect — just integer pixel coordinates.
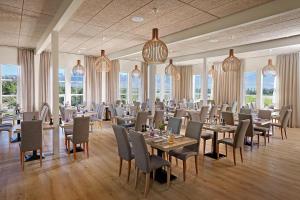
[[172, 34, 300, 62], [36, 0, 83, 54], [109, 0, 300, 59]]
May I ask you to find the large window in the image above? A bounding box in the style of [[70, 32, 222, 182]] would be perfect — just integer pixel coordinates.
[[71, 72, 84, 106], [164, 75, 172, 100], [262, 73, 275, 107], [193, 75, 201, 101], [131, 75, 141, 102], [59, 68, 65, 105], [155, 75, 161, 100], [207, 76, 213, 100], [244, 72, 257, 104], [1, 64, 19, 110], [119, 72, 129, 102]]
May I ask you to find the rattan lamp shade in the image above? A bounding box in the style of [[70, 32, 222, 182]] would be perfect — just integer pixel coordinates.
[[222, 49, 241, 72], [208, 65, 216, 77], [165, 59, 176, 75], [262, 59, 276, 76], [131, 65, 141, 77], [95, 50, 111, 72], [72, 60, 85, 75], [142, 28, 168, 64]]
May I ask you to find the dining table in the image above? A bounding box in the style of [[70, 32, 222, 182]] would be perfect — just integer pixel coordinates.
[[202, 124, 237, 159], [140, 130, 198, 184]]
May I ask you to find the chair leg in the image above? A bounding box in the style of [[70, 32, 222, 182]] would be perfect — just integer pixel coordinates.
[[134, 168, 139, 189], [127, 160, 131, 182], [176, 158, 178, 166], [194, 156, 198, 175], [151, 147, 154, 155], [216, 143, 220, 159], [167, 166, 170, 188], [240, 147, 243, 163], [225, 144, 228, 157], [203, 139, 206, 155], [264, 133, 267, 146], [251, 137, 253, 151], [153, 169, 156, 180], [223, 132, 225, 138], [86, 142, 89, 158], [183, 160, 186, 181], [40, 147, 42, 167], [257, 135, 260, 148], [73, 144, 77, 160], [267, 131, 270, 143], [233, 148, 236, 166], [21, 152, 24, 171], [284, 128, 287, 139], [280, 128, 284, 140], [144, 173, 150, 197], [119, 157, 123, 176], [67, 140, 70, 157]]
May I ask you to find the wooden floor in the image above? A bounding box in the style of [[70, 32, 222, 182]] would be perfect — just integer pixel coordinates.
[[1, 122, 300, 200]]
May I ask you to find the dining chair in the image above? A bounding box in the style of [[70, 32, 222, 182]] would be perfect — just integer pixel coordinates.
[[199, 106, 209, 122], [231, 101, 238, 113], [133, 111, 148, 131], [168, 121, 203, 181], [129, 131, 170, 197], [59, 105, 66, 120], [20, 120, 43, 170], [221, 111, 235, 138], [112, 125, 134, 182], [199, 106, 212, 154], [133, 101, 141, 108], [254, 109, 272, 144], [174, 109, 187, 125], [1, 122, 13, 143], [217, 119, 250, 165], [208, 105, 218, 122], [217, 104, 228, 121], [39, 103, 51, 122], [23, 112, 39, 121], [91, 104, 104, 128], [238, 113, 262, 150], [66, 116, 90, 160], [155, 101, 165, 110], [167, 117, 182, 135], [240, 107, 251, 114], [271, 109, 292, 140], [188, 111, 201, 122], [130, 106, 138, 117], [196, 100, 203, 110], [153, 110, 164, 129], [141, 102, 147, 111]]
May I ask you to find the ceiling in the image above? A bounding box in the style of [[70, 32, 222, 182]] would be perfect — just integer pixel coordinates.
[[56, 0, 273, 55], [0, 0, 63, 48]]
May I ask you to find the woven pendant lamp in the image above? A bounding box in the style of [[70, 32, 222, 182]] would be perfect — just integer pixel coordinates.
[[165, 59, 176, 75], [72, 60, 84, 75], [131, 65, 141, 77], [262, 59, 276, 76], [208, 65, 216, 77], [95, 50, 111, 72], [222, 49, 241, 72]]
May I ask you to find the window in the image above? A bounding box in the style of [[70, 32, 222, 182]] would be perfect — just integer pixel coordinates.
[[59, 68, 65, 105], [155, 75, 161, 100], [207, 76, 213, 100], [71, 72, 84, 106], [262, 73, 275, 107], [131, 75, 141, 102], [164, 75, 172, 100], [119, 72, 129, 102], [244, 72, 257, 104], [193, 75, 201, 101], [1, 64, 19, 110]]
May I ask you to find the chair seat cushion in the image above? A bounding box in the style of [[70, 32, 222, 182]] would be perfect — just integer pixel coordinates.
[[66, 135, 73, 141], [169, 148, 197, 160], [201, 132, 213, 140], [64, 128, 73, 135], [254, 126, 269, 133], [218, 138, 234, 146], [149, 155, 170, 170]]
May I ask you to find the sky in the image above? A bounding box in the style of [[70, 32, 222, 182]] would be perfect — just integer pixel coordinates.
[[244, 71, 275, 89]]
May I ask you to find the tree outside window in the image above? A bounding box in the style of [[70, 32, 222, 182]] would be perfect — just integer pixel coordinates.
[[119, 72, 129, 102], [155, 75, 161, 100], [1, 64, 19, 110], [71, 72, 84, 106], [244, 72, 257, 104], [193, 75, 201, 101], [262, 73, 275, 107], [59, 68, 65, 105], [164, 75, 172, 100], [131, 75, 141, 102]]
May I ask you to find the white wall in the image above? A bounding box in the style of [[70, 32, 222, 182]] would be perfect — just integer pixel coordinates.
[[0, 46, 18, 65]]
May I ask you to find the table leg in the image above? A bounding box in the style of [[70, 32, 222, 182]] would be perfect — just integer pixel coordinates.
[[25, 150, 44, 162], [153, 149, 176, 184], [204, 131, 225, 159]]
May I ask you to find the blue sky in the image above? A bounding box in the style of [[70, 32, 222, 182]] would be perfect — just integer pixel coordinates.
[[244, 72, 275, 89], [1, 64, 18, 76]]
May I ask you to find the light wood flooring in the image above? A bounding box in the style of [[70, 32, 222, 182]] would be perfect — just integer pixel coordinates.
[[1, 122, 300, 200]]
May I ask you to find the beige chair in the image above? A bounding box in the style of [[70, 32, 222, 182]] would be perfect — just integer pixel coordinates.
[[19, 120, 43, 170], [134, 111, 148, 131], [174, 109, 187, 124], [208, 105, 218, 122], [217, 119, 250, 165], [66, 117, 90, 160], [254, 109, 272, 144], [239, 114, 262, 150], [200, 106, 212, 154], [221, 111, 235, 138], [152, 110, 164, 129], [271, 109, 292, 140]]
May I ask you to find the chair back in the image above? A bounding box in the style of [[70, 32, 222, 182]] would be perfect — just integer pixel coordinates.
[[258, 109, 272, 119], [23, 112, 39, 121], [133, 101, 141, 108], [115, 107, 125, 117], [153, 110, 164, 129], [59, 105, 65, 120], [141, 102, 147, 111], [72, 117, 90, 144], [20, 120, 42, 152], [129, 131, 151, 172], [112, 125, 133, 161], [174, 109, 186, 118], [233, 119, 250, 148], [231, 101, 238, 113], [238, 114, 254, 137], [282, 109, 292, 128], [250, 102, 256, 111], [186, 102, 194, 109], [199, 106, 209, 122], [208, 105, 218, 120], [188, 111, 200, 122], [167, 117, 182, 135], [279, 105, 291, 123], [222, 112, 234, 125], [183, 121, 203, 153], [155, 102, 164, 110], [221, 104, 228, 112], [108, 104, 116, 118], [240, 107, 251, 114], [197, 101, 203, 110], [134, 111, 148, 131], [39, 103, 50, 122], [130, 106, 138, 116]]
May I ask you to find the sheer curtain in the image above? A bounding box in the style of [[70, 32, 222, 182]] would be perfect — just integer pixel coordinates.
[[106, 59, 120, 103], [18, 48, 35, 112], [173, 65, 193, 101], [39, 51, 51, 108], [277, 53, 299, 127], [212, 61, 243, 108], [85, 56, 102, 109], [141, 62, 148, 102]]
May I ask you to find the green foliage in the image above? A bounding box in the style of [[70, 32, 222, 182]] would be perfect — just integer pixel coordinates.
[[245, 95, 256, 104], [2, 96, 16, 109], [2, 80, 17, 95], [71, 95, 83, 106]]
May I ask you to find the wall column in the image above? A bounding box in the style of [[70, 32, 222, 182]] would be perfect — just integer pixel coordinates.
[[148, 64, 156, 110]]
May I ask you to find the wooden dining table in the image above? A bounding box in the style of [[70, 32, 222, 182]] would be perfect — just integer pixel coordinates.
[[202, 124, 237, 159]]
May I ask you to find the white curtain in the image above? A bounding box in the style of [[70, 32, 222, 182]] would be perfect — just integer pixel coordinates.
[[277, 53, 299, 127], [85, 56, 102, 109], [141, 62, 148, 102], [106, 59, 120, 103], [18, 48, 35, 112], [172, 65, 193, 101], [39, 51, 51, 108]]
